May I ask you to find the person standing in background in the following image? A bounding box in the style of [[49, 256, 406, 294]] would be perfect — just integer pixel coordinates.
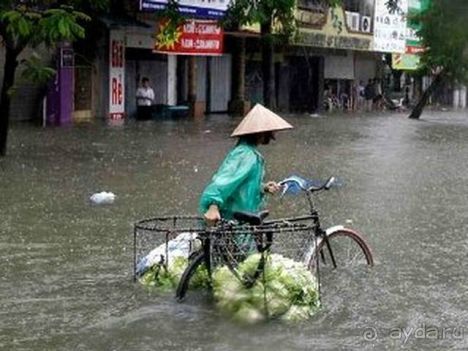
[[373, 78, 383, 111], [364, 79, 374, 112], [136, 77, 155, 120], [355, 80, 365, 111]]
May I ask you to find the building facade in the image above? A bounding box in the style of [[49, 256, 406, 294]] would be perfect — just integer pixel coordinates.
[[4, 0, 465, 123]]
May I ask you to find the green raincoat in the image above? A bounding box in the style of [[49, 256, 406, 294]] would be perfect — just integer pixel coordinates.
[[199, 139, 265, 220]]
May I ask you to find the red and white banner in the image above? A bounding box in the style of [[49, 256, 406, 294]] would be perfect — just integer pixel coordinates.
[[109, 30, 125, 120], [406, 46, 425, 54], [154, 19, 224, 56]]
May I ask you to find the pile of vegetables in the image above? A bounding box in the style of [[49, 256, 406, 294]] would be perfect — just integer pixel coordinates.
[[138, 249, 320, 323], [139, 256, 209, 290], [137, 233, 208, 290], [212, 253, 320, 323]]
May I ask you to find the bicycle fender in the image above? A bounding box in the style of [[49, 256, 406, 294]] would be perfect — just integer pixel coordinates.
[[325, 225, 345, 235], [303, 226, 345, 266]]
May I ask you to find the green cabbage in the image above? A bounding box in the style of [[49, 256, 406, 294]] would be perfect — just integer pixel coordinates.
[[212, 253, 320, 324], [139, 256, 209, 290], [139, 252, 320, 324]]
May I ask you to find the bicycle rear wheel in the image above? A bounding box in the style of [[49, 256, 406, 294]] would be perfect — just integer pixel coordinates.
[[308, 228, 373, 272]]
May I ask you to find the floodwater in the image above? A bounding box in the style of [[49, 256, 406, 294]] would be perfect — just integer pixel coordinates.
[[1, 110, 468, 350]]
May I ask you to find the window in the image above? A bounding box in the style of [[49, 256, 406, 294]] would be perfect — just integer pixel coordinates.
[[297, 0, 328, 13], [344, 0, 359, 12], [343, 0, 374, 32], [344, 0, 374, 16]]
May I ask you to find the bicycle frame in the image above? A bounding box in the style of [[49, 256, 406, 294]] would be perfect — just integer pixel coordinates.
[[303, 190, 338, 269], [173, 186, 372, 301]]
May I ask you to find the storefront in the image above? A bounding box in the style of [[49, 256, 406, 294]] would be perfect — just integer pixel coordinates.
[[125, 25, 172, 118], [293, 3, 378, 112], [138, 0, 232, 117]]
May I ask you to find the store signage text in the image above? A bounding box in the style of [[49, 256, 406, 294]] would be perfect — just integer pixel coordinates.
[[109, 31, 125, 120], [373, 0, 409, 53], [154, 20, 224, 56], [298, 32, 371, 51], [140, 0, 228, 19]]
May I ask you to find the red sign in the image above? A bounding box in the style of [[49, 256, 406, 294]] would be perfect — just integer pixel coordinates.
[[154, 19, 224, 56], [406, 46, 426, 54]]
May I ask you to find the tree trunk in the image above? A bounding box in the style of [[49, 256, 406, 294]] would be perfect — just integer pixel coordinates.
[[0, 47, 19, 157], [409, 72, 445, 119], [228, 36, 249, 116], [187, 56, 197, 103], [261, 22, 275, 109], [232, 37, 246, 101]]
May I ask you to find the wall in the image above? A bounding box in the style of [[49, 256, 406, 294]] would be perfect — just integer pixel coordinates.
[[324, 51, 354, 79], [179, 55, 232, 112], [93, 32, 109, 119], [125, 54, 168, 118], [297, 6, 374, 52], [210, 55, 232, 112], [354, 52, 378, 83], [0, 46, 52, 121]]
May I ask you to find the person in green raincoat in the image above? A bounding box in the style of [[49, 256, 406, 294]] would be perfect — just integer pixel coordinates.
[[199, 104, 293, 225]]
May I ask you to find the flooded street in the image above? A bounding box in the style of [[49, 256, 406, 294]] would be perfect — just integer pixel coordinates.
[[2, 111, 468, 350]]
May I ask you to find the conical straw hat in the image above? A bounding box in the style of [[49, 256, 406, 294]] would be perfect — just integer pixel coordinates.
[[231, 104, 293, 137]]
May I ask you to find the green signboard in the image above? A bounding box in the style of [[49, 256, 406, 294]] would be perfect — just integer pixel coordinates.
[[392, 53, 420, 70], [407, 0, 430, 48], [393, 0, 430, 70]]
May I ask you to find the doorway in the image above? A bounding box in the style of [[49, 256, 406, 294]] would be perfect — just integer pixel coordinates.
[[289, 56, 322, 112], [73, 65, 93, 121]]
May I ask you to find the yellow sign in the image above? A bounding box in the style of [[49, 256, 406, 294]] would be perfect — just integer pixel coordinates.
[[241, 6, 373, 51], [392, 53, 420, 70], [296, 7, 373, 51]]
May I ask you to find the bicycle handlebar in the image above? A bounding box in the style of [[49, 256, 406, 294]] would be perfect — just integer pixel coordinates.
[[308, 176, 336, 192], [279, 176, 336, 194]]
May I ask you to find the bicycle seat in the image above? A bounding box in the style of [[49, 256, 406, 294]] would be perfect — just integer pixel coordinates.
[[233, 210, 269, 225]]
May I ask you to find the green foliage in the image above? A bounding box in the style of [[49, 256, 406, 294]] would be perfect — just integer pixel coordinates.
[[223, 0, 341, 42], [0, 0, 107, 83], [418, 0, 468, 82], [39, 7, 90, 45], [20, 53, 56, 83], [156, 0, 185, 26], [224, 0, 297, 40], [154, 0, 186, 48], [0, 3, 90, 50]]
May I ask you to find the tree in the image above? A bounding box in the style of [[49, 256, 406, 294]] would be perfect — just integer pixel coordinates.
[[224, 0, 297, 109], [0, 0, 108, 156], [223, 0, 341, 109], [409, 0, 468, 119]]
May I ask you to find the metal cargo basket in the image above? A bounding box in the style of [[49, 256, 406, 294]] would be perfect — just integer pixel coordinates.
[[133, 215, 318, 282], [133, 216, 206, 280]]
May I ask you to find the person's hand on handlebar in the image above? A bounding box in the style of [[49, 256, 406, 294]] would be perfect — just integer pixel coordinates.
[[204, 204, 221, 226], [264, 181, 281, 195]]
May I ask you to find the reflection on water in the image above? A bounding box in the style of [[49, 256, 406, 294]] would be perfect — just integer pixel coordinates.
[[1, 111, 468, 350]]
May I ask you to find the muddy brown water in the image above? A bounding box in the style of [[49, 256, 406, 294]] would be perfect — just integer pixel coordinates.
[[1, 111, 468, 350]]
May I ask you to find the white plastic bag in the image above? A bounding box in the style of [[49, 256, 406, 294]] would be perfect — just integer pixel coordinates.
[[90, 192, 116, 205]]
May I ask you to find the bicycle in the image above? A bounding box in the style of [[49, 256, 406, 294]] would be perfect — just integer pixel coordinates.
[[171, 176, 373, 301]]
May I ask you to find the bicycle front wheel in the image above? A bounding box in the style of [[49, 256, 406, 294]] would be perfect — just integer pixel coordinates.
[[308, 228, 373, 272], [175, 252, 206, 301]]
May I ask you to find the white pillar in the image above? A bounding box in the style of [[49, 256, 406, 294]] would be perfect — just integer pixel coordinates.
[[459, 85, 467, 109], [167, 55, 177, 106], [453, 88, 460, 108]]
